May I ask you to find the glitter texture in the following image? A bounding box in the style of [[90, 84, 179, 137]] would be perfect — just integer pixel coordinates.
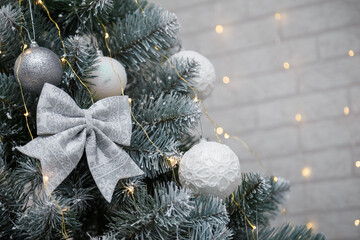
[[14, 46, 63, 94]]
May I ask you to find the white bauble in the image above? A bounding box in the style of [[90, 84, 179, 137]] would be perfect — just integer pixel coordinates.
[[86, 53, 127, 100], [179, 140, 241, 199], [170, 50, 216, 100]]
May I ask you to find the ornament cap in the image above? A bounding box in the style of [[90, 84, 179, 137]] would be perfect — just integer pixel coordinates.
[[30, 41, 39, 48]]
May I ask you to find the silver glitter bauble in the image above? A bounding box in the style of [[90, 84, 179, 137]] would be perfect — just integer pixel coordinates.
[[13, 41, 63, 94], [170, 50, 216, 100], [85, 51, 127, 100], [179, 140, 241, 199]]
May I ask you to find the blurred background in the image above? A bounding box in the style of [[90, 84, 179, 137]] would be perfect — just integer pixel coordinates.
[[153, 0, 360, 239]]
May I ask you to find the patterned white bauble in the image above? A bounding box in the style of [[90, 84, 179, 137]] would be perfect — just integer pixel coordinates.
[[170, 50, 216, 100], [86, 51, 127, 100], [179, 140, 241, 199]]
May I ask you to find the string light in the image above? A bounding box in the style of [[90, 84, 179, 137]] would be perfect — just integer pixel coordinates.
[[125, 186, 135, 195], [283, 62, 290, 69], [216, 127, 224, 135], [348, 50, 354, 57], [274, 13, 282, 20], [43, 175, 49, 183], [302, 167, 311, 178], [295, 113, 302, 122], [355, 219, 360, 227], [167, 156, 178, 167], [224, 133, 230, 139], [215, 25, 224, 34], [222, 76, 230, 84], [231, 193, 257, 239], [62, 207, 70, 212], [24, 111, 29, 117], [273, 176, 278, 182], [355, 161, 360, 168], [344, 106, 350, 115], [37, 0, 43, 4], [306, 222, 313, 229], [98, 16, 125, 95]]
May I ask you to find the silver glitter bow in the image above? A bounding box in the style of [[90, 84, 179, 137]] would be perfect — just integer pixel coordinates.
[[17, 83, 143, 202]]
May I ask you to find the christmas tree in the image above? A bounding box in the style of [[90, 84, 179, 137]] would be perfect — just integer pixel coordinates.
[[0, 0, 327, 239]]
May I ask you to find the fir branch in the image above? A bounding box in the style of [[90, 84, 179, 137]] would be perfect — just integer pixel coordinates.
[[127, 57, 199, 98], [0, 158, 25, 239], [0, 3, 22, 71], [186, 195, 232, 240], [109, 4, 180, 69], [109, 183, 194, 240], [15, 194, 82, 240], [226, 173, 290, 231], [132, 92, 201, 140], [127, 126, 180, 178], [0, 73, 35, 166], [61, 35, 97, 107], [255, 224, 326, 240]]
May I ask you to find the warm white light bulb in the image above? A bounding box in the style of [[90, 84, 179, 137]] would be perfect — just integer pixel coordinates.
[[355, 161, 360, 168], [306, 222, 313, 229], [302, 167, 311, 177], [216, 127, 224, 135], [283, 62, 290, 69], [215, 25, 224, 34], [355, 219, 360, 226], [222, 76, 230, 84], [43, 176, 49, 183]]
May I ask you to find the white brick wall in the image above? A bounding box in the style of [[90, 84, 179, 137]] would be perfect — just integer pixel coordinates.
[[153, 0, 360, 239]]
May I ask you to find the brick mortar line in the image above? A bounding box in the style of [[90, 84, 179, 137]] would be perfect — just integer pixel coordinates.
[[239, 144, 358, 163], [203, 22, 360, 61], [285, 206, 360, 217], [222, 132, 356, 161], [206, 77, 360, 111], [210, 55, 356, 83], [206, 84, 351, 112], [290, 175, 360, 186], [176, 0, 342, 36]]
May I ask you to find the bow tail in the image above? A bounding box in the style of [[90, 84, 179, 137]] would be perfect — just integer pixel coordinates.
[[85, 130, 143, 202], [16, 127, 86, 193]]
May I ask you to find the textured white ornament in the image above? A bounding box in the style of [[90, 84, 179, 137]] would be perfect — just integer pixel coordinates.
[[170, 50, 216, 100], [179, 140, 241, 199], [86, 51, 127, 100]]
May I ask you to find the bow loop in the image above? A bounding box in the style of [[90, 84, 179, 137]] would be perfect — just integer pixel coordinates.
[[37, 84, 85, 135], [17, 84, 143, 202], [88, 96, 132, 146]]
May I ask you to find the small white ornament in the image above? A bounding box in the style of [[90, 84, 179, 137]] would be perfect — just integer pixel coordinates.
[[179, 140, 241, 199], [86, 51, 127, 100], [170, 50, 216, 100]]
